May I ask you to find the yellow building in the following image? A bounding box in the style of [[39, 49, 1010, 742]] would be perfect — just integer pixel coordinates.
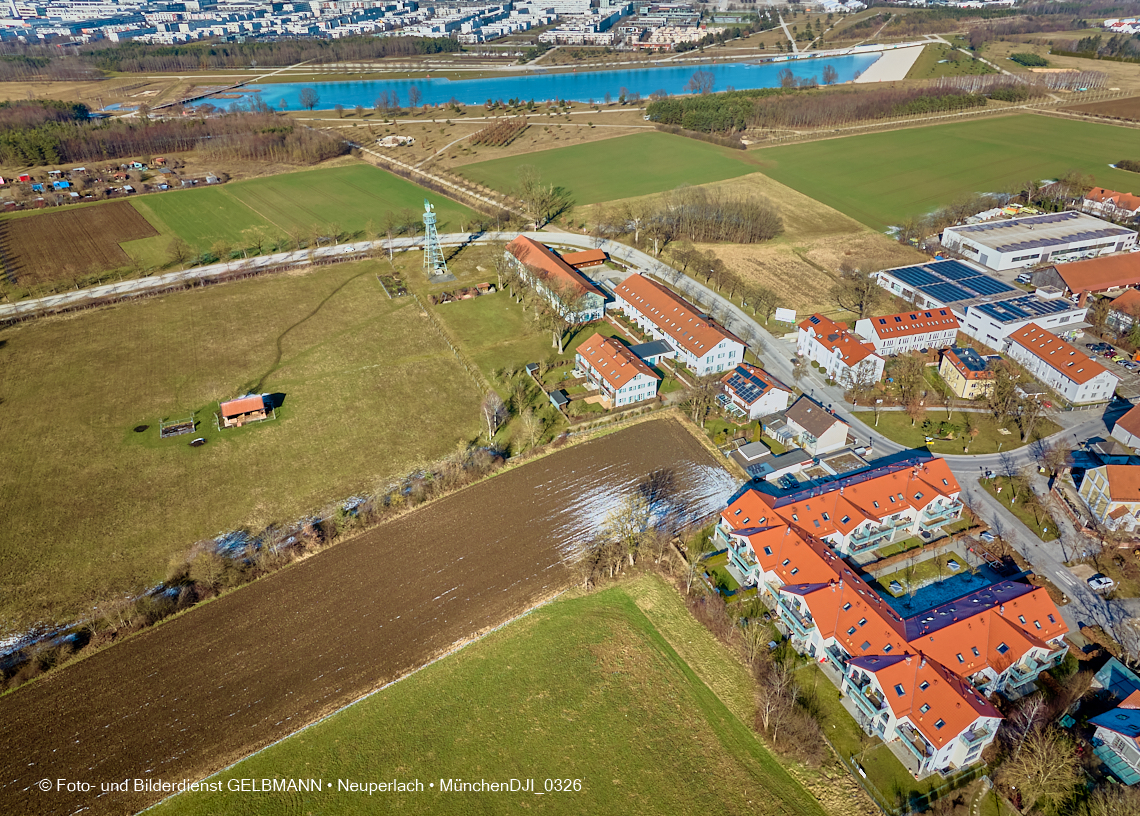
[[1078, 465, 1140, 532], [939, 347, 995, 400]]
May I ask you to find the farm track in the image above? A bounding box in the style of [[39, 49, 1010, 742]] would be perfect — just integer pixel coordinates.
[[0, 418, 732, 816]]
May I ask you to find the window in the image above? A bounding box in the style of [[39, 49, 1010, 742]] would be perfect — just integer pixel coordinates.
[[813, 519, 821, 528], [848, 627, 857, 636], [873, 501, 880, 509], [763, 547, 773, 556], [1018, 615, 1026, 624], [1048, 614, 1056, 624], [889, 496, 896, 503], [790, 568, 799, 576], [894, 684, 906, 697], [792, 514, 798, 522], [956, 653, 965, 664], [914, 492, 924, 500], [858, 618, 867, 627], [842, 602, 852, 611], [1034, 620, 1042, 630], [822, 512, 830, 521], [996, 643, 1009, 655], [934, 719, 945, 731], [972, 647, 980, 657], [919, 681, 930, 691], [782, 559, 791, 567], [861, 641, 871, 651], [841, 515, 850, 524], [742, 518, 750, 524], [920, 703, 930, 714]]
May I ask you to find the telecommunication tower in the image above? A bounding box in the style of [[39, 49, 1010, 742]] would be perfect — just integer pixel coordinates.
[[422, 198, 448, 278]]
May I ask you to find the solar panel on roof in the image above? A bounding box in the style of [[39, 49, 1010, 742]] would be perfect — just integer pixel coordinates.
[[894, 268, 940, 287], [926, 283, 973, 302], [968, 277, 1015, 296], [935, 261, 980, 281]]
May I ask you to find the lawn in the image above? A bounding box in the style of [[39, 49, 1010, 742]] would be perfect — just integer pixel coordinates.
[[0, 259, 483, 633], [755, 115, 1140, 230], [852, 410, 1061, 455], [456, 131, 757, 206], [873, 552, 969, 597], [980, 476, 1060, 542], [151, 580, 829, 816], [905, 43, 996, 80]]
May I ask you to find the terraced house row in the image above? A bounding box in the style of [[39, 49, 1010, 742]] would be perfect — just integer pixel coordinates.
[[715, 456, 1068, 777]]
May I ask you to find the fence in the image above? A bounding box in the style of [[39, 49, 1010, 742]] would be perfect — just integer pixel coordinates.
[[412, 294, 492, 394]]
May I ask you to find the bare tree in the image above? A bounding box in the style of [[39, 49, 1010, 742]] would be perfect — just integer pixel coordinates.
[[755, 657, 798, 744], [829, 264, 883, 318], [167, 237, 192, 270], [408, 86, 423, 108], [298, 87, 320, 111], [516, 165, 559, 230], [354, 104, 364, 119], [1017, 397, 1043, 443], [1087, 785, 1140, 816], [334, 103, 345, 118], [1002, 727, 1080, 814], [603, 493, 652, 567], [685, 69, 715, 95], [481, 391, 507, 439], [683, 529, 712, 594]]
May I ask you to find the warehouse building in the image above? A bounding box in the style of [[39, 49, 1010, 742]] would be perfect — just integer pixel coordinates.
[[941, 211, 1136, 272]]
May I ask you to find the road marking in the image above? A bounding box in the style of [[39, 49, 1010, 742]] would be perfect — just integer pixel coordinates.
[[1057, 573, 1077, 587]]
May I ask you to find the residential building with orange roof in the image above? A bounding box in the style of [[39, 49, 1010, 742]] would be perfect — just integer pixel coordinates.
[[854, 309, 960, 356], [1111, 404, 1140, 449], [1081, 187, 1140, 223], [504, 237, 605, 324], [1004, 323, 1119, 406], [797, 314, 885, 387], [612, 273, 744, 376], [1042, 252, 1140, 296], [717, 454, 963, 559], [711, 456, 1068, 775], [938, 347, 996, 400], [1078, 464, 1140, 532], [1107, 288, 1140, 333], [574, 333, 661, 409], [558, 248, 607, 268], [720, 363, 792, 420]]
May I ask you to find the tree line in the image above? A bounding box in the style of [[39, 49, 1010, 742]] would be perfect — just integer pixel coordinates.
[[0, 104, 344, 167]]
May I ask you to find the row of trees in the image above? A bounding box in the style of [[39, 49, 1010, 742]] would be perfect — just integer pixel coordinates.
[[470, 117, 529, 148], [591, 186, 783, 256]]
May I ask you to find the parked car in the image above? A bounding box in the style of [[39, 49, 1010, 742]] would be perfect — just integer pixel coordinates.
[[1088, 574, 1115, 592], [979, 531, 996, 543], [1043, 401, 1053, 408], [1017, 272, 1033, 284]]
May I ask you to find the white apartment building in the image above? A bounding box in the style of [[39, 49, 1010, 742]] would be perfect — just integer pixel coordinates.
[[1003, 323, 1119, 406], [854, 309, 960, 356]]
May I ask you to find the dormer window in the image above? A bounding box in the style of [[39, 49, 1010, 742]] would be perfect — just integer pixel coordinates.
[[884, 644, 893, 653], [858, 618, 867, 627], [920, 703, 931, 714], [919, 681, 929, 691], [763, 546, 773, 556], [847, 627, 857, 636], [842, 603, 852, 611], [894, 684, 906, 697], [996, 643, 1009, 655], [841, 515, 850, 524], [934, 719, 945, 730], [914, 492, 923, 500]]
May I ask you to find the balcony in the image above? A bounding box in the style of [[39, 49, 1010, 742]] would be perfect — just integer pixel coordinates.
[[1007, 658, 1047, 687], [846, 678, 887, 718], [774, 594, 814, 639], [849, 517, 912, 551], [895, 723, 934, 761], [961, 725, 992, 747]]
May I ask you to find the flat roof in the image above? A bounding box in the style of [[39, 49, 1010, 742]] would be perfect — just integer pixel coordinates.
[[628, 339, 674, 358], [946, 211, 1134, 254], [879, 259, 1015, 306]]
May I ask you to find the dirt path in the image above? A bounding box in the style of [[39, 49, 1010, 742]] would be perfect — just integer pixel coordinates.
[[0, 418, 734, 816]]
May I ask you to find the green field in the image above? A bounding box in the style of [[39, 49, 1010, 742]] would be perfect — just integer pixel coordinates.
[[0, 259, 482, 631], [905, 43, 997, 80], [756, 115, 1140, 230], [128, 163, 475, 255], [151, 577, 829, 816], [456, 132, 757, 205]]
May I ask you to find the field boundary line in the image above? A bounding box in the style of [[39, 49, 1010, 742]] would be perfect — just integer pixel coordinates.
[[220, 186, 289, 234], [138, 590, 569, 814]]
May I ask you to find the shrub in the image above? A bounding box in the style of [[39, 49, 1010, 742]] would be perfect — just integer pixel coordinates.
[[1117, 159, 1140, 174], [1010, 52, 1048, 67]]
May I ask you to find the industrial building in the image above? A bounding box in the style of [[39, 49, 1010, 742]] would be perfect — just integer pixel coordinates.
[[941, 211, 1136, 272]]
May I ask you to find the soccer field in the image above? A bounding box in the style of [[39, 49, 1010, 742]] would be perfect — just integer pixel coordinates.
[[129, 163, 476, 251], [755, 114, 1140, 230], [456, 131, 758, 205]]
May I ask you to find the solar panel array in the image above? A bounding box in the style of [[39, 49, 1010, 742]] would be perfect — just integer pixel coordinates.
[[956, 211, 1078, 235], [726, 367, 769, 404], [884, 260, 1015, 305], [994, 226, 1131, 254], [974, 295, 1075, 323]]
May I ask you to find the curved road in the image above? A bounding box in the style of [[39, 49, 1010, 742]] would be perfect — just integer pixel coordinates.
[[3, 230, 1128, 642]]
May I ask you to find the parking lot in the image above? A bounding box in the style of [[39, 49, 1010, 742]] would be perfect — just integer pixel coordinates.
[[1083, 339, 1140, 400]]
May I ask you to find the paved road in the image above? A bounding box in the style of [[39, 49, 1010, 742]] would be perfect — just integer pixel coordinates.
[[6, 229, 1130, 647]]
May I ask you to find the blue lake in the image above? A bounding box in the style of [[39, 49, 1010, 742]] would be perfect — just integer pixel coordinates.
[[240, 53, 881, 110]]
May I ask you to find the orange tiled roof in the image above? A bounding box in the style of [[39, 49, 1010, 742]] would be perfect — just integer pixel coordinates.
[[864, 309, 960, 339], [506, 236, 604, 299], [220, 395, 264, 417], [614, 273, 743, 358], [1114, 405, 1140, 440], [1007, 323, 1111, 386], [1101, 465, 1140, 502], [559, 249, 607, 267], [1086, 187, 1140, 213], [1051, 253, 1140, 294], [799, 314, 879, 367], [1110, 289, 1140, 318], [576, 332, 660, 390]]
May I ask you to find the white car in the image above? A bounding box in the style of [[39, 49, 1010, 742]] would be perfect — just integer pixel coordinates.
[[979, 531, 995, 543], [1088, 575, 1115, 592]]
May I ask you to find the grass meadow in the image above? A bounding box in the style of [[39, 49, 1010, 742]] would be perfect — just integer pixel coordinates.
[[124, 162, 475, 259], [150, 577, 830, 816], [455, 131, 758, 206], [755, 114, 1140, 230], [0, 259, 482, 632]]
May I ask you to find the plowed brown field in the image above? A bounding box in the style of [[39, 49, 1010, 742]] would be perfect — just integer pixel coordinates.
[[0, 418, 735, 816], [0, 201, 157, 286], [1060, 95, 1140, 122]]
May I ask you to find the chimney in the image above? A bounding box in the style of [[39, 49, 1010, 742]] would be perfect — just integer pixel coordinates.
[[905, 655, 912, 665]]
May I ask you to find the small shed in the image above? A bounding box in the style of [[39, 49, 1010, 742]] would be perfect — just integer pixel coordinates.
[[548, 389, 569, 410], [52, 180, 70, 190], [47, 169, 62, 178], [153, 157, 167, 166], [219, 395, 268, 428], [31, 183, 43, 192], [17, 173, 31, 183]]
